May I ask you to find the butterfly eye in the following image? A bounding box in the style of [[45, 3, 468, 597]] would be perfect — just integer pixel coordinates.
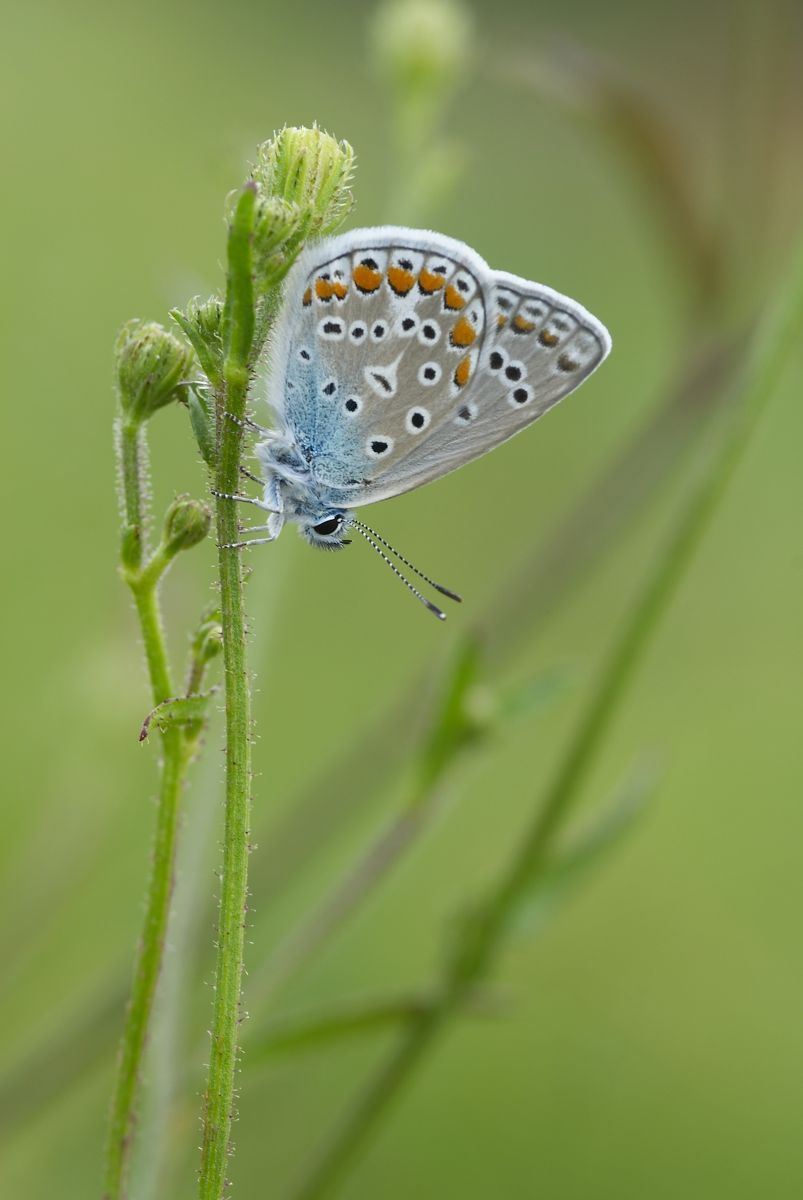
[[312, 515, 343, 537]]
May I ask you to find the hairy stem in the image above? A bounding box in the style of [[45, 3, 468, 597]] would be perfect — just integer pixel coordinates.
[[104, 430, 190, 1199], [198, 185, 256, 1200], [291, 229, 803, 1200], [103, 730, 186, 1199]]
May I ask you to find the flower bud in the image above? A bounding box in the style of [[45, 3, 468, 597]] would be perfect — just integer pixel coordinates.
[[371, 0, 472, 101], [163, 495, 212, 555], [116, 319, 193, 425], [251, 195, 303, 283], [186, 294, 223, 351], [252, 125, 355, 238]]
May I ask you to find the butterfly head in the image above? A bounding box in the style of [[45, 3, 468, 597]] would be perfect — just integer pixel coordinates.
[[301, 509, 353, 551]]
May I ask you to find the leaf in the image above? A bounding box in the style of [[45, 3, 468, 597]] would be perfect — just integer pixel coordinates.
[[496, 663, 574, 725], [170, 304, 223, 389], [245, 993, 434, 1064], [413, 636, 482, 796], [222, 183, 257, 367], [505, 757, 660, 943], [139, 689, 218, 742], [187, 385, 216, 467]]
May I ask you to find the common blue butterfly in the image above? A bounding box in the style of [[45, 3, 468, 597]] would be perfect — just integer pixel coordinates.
[[223, 227, 611, 617]]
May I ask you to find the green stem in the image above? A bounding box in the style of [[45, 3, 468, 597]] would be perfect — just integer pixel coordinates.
[[119, 420, 146, 571], [103, 730, 186, 1200], [291, 1007, 444, 1200], [104, 428, 190, 1199], [198, 185, 256, 1200], [292, 229, 803, 1200]]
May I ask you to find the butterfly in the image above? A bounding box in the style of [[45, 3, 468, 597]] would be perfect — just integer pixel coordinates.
[[222, 227, 611, 618]]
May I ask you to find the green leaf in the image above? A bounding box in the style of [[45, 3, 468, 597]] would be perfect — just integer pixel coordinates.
[[139, 689, 218, 742], [496, 663, 574, 725], [187, 386, 216, 467], [505, 758, 659, 943], [245, 993, 435, 1064], [170, 303, 223, 389], [414, 635, 481, 796], [222, 183, 257, 369]]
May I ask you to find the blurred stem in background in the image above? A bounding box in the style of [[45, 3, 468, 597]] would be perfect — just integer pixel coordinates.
[[371, 0, 473, 223], [490, 37, 725, 322], [290, 224, 803, 1200], [105, 324, 217, 1200]]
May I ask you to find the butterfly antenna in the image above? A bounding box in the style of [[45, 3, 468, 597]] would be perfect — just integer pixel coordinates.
[[352, 520, 462, 603], [352, 523, 448, 620]]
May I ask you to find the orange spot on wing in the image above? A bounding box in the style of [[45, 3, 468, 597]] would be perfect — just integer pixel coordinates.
[[387, 265, 415, 295], [419, 269, 445, 294], [539, 329, 559, 347], [315, 278, 335, 300], [454, 355, 472, 388], [512, 314, 536, 333], [450, 315, 476, 347], [353, 264, 382, 292], [496, 313, 508, 328], [444, 283, 466, 310], [331, 281, 347, 299], [302, 287, 312, 307]]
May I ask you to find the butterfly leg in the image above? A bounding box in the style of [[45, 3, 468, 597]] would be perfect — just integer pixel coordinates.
[[222, 534, 276, 550], [223, 410, 270, 436], [239, 465, 264, 486], [210, 490, 279, 513]]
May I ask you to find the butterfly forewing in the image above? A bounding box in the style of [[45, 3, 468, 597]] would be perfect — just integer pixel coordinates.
[[272, 229, 489, 504], [367, 272, 611, 496], [269, 228, 610, 508]]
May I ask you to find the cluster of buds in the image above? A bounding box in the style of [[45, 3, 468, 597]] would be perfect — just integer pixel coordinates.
[[251, 125, 355, 248], [172, 125, 356, 457]]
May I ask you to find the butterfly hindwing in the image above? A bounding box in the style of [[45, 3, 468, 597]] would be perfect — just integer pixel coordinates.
[[359, 271, 611, 500], [269, 228, 610, 508]]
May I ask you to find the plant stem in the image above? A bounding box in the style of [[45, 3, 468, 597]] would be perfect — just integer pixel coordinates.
[[198, 185, 256, 1200], [104, 427, 190, 1199], [291, 229, 803, 1200], [103, 731, 186, 1200]]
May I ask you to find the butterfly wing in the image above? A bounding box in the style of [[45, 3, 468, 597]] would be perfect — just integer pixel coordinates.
[[268, 228, 610, 509]]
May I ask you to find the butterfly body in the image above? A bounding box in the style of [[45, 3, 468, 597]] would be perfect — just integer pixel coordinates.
[[253, 226, 611, 569]]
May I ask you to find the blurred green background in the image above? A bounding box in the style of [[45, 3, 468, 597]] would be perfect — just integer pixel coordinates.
[[2, 0, 802, 1196]]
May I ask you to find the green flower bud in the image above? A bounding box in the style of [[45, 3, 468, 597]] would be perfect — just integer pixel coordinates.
[[253, 125, 355, 238], [163, 495, 212, 555], [171, 296, 224, 388], [371, 0, 473, 100], [252, 195, 304, 283], [116, 319, 193, 425], [186, 295, 223, 352]]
